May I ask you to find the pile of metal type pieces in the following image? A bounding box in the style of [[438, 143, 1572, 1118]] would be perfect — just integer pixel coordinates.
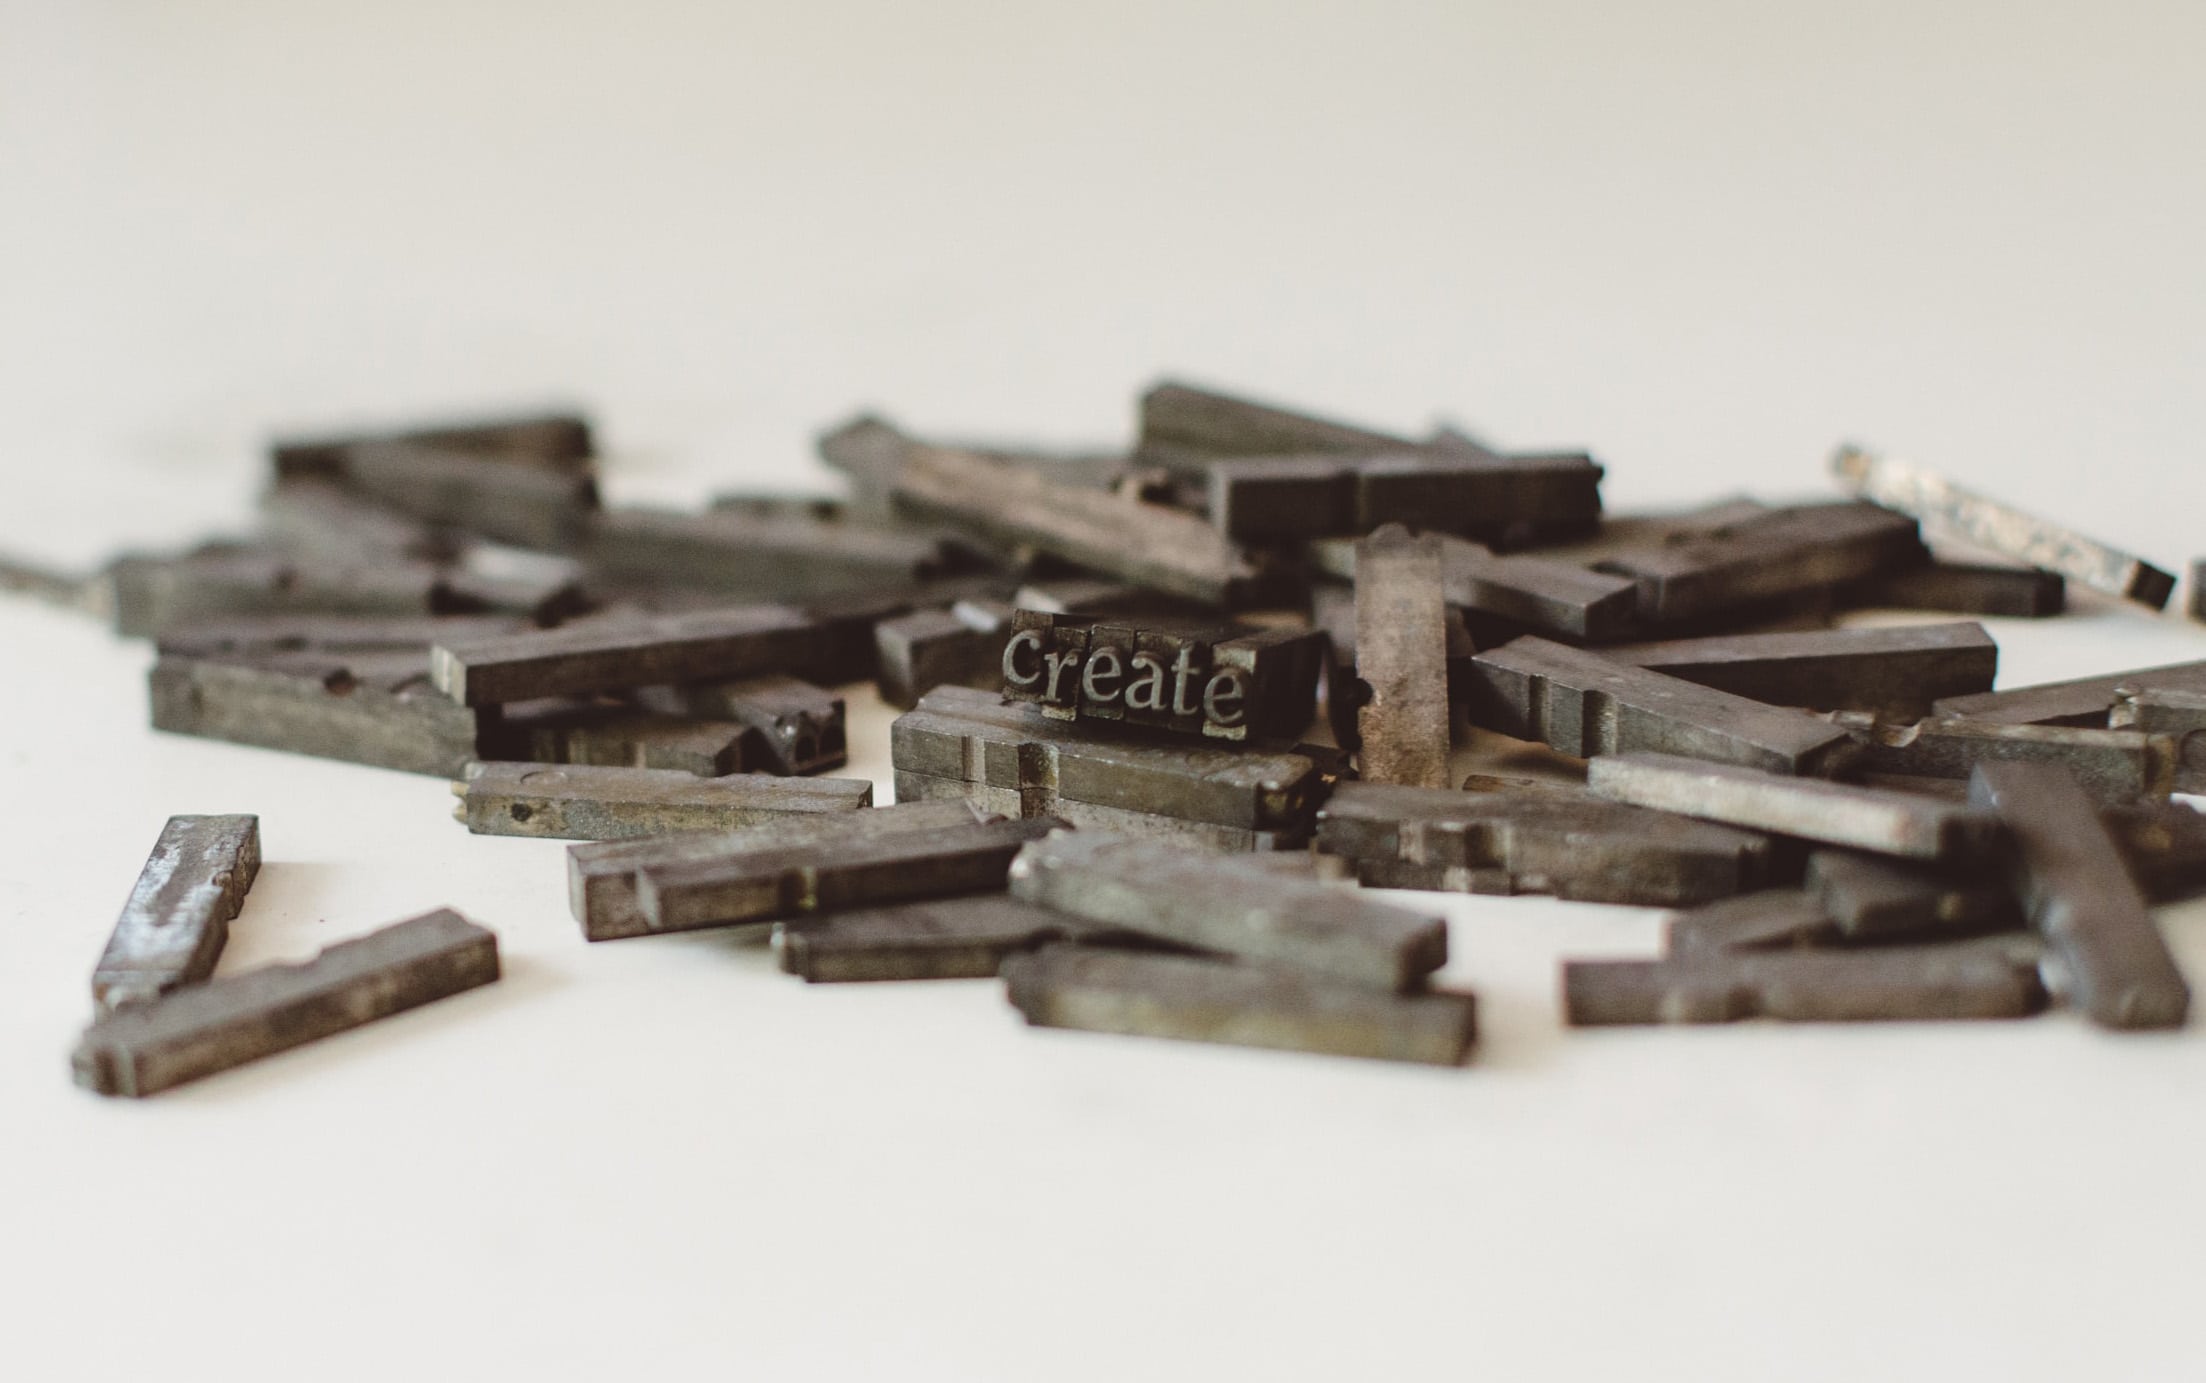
[[42, 383, 2206, 1091]]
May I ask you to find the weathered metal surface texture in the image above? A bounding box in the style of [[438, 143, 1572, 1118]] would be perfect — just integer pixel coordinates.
[[890, 686, 1331, 835], [651, 674, 848, 776], [1969, 761, 2191, 1030], [567, 801, 991, 941], [1593, 501, 1926, 625], [2105, 801, 2206, 902], [1465, 637, 1859, 775], [1317, 781, 1770, 906], [454, 762, 872, 840], [1829, 712, 2175, 803], [889, 772, 1309, 852], [874, 602, 1011, 710], [337, 441, 601, 551], [430, 604, 816, 706], [1931, 659, 2206, 728], [1587, 752, 2000, 859], [156, 613, 526, 660], [257, 478, 454, 564], [580, 506, 945, 599], [1661, 891, 1845, 956], [271, 410, 595, 480], [2109, 686, 2206, 792], [1354, 526, 1451, 787], [1137, 380, 1411, 465], [2194, 560, 2206, 623], [92, 815, 262, 1012], [779, 894, 1145, 982], [1442, 539, 1640, 643], [1204, 451, 1602, 542], [109, 548, 468, 637], [149, 652, 482, 777], [1004, 945, 1478, 1066], [1832, 444, 2175, 608], [1563, 943, 2048, 1025], [1000, 611, 1324, 743], [1803, 850, 2021, 940], [1007, 831, 1447, 992], [73, 909, 500, 1097], [1847, 561, 2065, 618], [1604, 622, 1997, 719], [633, 816, 1061, 934], [493, 702, 762, 778]]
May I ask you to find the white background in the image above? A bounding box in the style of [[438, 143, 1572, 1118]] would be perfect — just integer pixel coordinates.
[[3, 3, 2204, 1379]]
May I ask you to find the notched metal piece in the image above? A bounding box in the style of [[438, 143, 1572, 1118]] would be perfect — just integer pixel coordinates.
[[1563, 943, 2048, 1025], [454, 762, 872, 840], [1848, 561, 2065, 618], [150, 651, 482, 777], [1005, 945, 1478, 1066], [1604, 622, 1997, 720], [655, 674, 848, 775], [73, 909, 499, 1097], [1588, 752, 2001, 860], [1353, 525, 1452, 786], [92, 815, 262, 1012], [1830, 711, 2175, 804], [874, 601, 1012, 710]]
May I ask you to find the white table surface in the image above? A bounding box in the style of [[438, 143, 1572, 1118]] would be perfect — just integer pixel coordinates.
[[4, 5, 2205, 1379]]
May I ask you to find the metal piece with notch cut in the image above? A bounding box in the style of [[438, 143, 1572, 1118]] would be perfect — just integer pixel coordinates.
[[1563, 941, 2047, 1025], [1829, 711, 2175, 804], [1804, 850, 2021, 940], [1594, 501, 1927, 626]]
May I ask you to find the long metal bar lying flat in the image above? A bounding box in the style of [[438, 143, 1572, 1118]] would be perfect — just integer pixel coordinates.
[[1563, 942, 2047, 1024], [73, 909, 499, 1097], [1593, 501, 1926, 626], [1008, 831, 1446, 992], [1604, 622, 1997, 719], [780, 894, 1151, 982], [431, 605, 817, 706], [92, 815, 261, 1012], [1969, 762, 2190, 1030], [1847, 561, 2065, 618], [1005, 945, 1477, 1065], [1465, 637, 1859, 775], [1832, 444, 2175, 608], [1588, 752, 2000, 859], [150, 651, 483, 777], [1355, 525, 1451, 786], [272, 410, 594, 479], [1662, 891, 1846, 956], [580, 506, 945, 599], [634, 816, 1062, 934], [455, 762, 872, 839], [1932, 659, 2206, 727], [1827, 711, 2174, 803]]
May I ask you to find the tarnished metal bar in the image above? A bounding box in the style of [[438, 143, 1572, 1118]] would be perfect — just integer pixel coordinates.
[[454, 761, 872, 840], [1604, 622, 1997, 719], [580, 506, 946, 599], [1832, 444, 2175, 609], [336, 441, 600, 551], [489, 701, 761, 777], [874, 601, 1012, 710], [1355, 525, 1451, 787], [779, 894, 1147, 982], [1829, 711, 2175, 804], [271, 410, 594, 479], [891, 685, 1333, 836], [73, 909, 500, 1097], [633, 817, 1061, 934], [1931, 658, 2206, 728], [150, 651, 482, 777], [1317, 781, 1771, 906], [1004, 945, 1479, 1066], [1804, 850, 2020, 940], [2106, 801, 2206, 902], [1587, 752, 2000, 859], [890, 772, 1309, 852], [1563, 942, 2047, 1025], [1662, 891, 1843, 956], [1204, 451, 1602, 542], [1594, 501, 1926, 626], [109, 548, 468, 638], [92, 815, 261, 1012], [1465, 637, 1859, 775], [1137, 380, 1412, 465], [1007, 832, 1447, 992], [1443, 539, 1640, 643], [652, 674, 847, 775], [1847, 561, 2065, 618], [430, 604, 815, 706], [156, 613, 526, 659], [1530, 498, 1773, 567], [2109, 685, 2206, 791], [1969, 761, 2190, 1030], [568, 801, 994, 941]]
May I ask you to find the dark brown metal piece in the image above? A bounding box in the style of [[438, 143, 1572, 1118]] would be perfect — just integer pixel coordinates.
[[1661, 891, 1845, 956], [92, 815, 262, 1012], [999, 610, 1324, 742], [1932, 659, 2206, 728], [1830, 712, 2175, 804], [430, 605, 816, 706], [1563, 943, 2048, 1025], [580, 506, 945, 599], [1804, 850, 2021, 940], [1593, 502, 1927, 626], [873, 601, 1012, 710], [1847, 561, 2065, 618], [779, 893, 1147, 982], [1604, 622, 1998, 719], [271, 410, 594, 479]]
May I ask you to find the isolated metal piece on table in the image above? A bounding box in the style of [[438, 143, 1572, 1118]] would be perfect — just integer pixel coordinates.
[[779, 893, 1151, 982], [108, 548, 467, 638], [149, 651, 483, 777], [1588, 752, 2000, 860], [874, 601, 1012, 710], [891, 685, 1332, 840], [1008, 831, 1447, 992], [1563, 942, 2048, 1026], [1317, 781, 1771, 907], [1354, 525, 1451, 787], [271, 410, 595, 480], [1662, 891, 1845, 957], [453, 761, 871, 840], [568, 801, 997, 941], [430, 604, 816, 706], [1828, 711, 2175, 804], [1004, 945, 1479, 1066], [155, 612, 528, 659], [1465, 637, 1859, 776], [1832, 444, 2176, 609], [1931, 659, 2206, 728], [1604, 622, 1998, 719], [1593, 501, 1927, 626], [335, 440, 601, 551], [73, 909, 499, 1098], [1969, 761, 2190, 1030], [580, 505, 946, 599], [634, 816, 1062, 934], [1804, 849, 2021, 940], [91, 815, 261, 1012], [654, 674, 847, 775], [1847, 561, 2065, 618]]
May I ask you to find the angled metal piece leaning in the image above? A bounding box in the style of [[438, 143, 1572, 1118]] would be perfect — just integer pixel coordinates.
[[1587, 752, 2001, 860], [1007, 831, 1447, 992], [73, 909, 500, 1097], [779, 894, 1148, 982], [1603, 622, 1997, 719], [454, 762, 872, 840], [1004, 945, 1478, 1066], [1832, 444, 2175, 609], [1563, 942, 2048, 1025], [1968, 761, 2190, 1030], [92, 815, 262, 1012], [1354, 525, 1452, 787], [1465, 637, 1859, 776]]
